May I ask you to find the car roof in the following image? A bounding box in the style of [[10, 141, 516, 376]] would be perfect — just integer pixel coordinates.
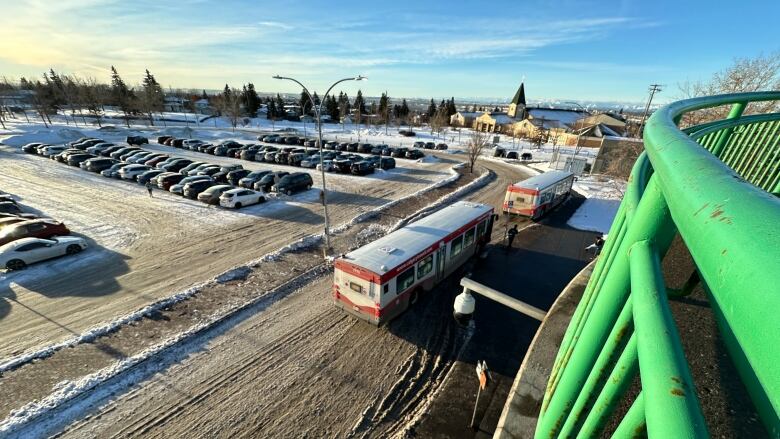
[[224, 188, 253, 194], [204, 184, 232, 192], [0, 237, 55, 250]]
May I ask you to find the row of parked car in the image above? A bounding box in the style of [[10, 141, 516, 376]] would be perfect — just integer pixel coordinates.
[[412, 141, 448, 150], [0, 191, 86, 271], [159, 136, 397, 175], [22, 138, 317, 208]]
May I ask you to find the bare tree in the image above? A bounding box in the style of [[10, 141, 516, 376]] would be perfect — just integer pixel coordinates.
[[466, 129, 489, 173], [220, 86, 242, 131], [80, 76, 105, 127], [677, 52, 780, 127]]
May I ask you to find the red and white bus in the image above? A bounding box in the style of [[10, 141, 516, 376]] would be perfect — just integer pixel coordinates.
[[333, 201, 496, 325], [503, 170, 574, 219]]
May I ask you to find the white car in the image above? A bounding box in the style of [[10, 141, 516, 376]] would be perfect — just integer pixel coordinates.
[[119, 164, 152, 180], [219, 188, 265, 209], [40, 145, 66, 157], [0, 236, 87, 270], [316, 160, 335, 172]]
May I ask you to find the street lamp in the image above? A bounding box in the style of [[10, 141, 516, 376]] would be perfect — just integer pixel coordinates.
[[272, 74, 367, 254]]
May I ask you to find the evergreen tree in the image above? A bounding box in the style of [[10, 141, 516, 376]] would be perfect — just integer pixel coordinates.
[[110, 66, 134, 127], [267, 99, 277, 119], [325, 95, 339, 121], [353, 90, 366, 116], [242, 83, 260, 117], [400, 99, 410, 118], [275, 93, 285, 118], [427, 99, 437, 118], [299, 89, 310, 116], [141, 69, 164, 125], [378, 92, 390, 123], [447, 97, 457, 116], [201, 89, 208, 100]]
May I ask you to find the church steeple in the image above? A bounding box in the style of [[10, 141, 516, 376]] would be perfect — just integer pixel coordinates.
[[508, 82, 526, 118]]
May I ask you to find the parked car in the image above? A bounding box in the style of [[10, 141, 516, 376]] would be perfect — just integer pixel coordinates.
[[127, 135, 148, 145], [137, 169, 165, 185], [274, 150, 291, 164], [0, 202, 22, 215], [164, 138, 176, 146], [127, 152, 155, 164], [171, 138, 186, 148], [413, 141, 425, 148], [119, 164, 152, 180], [0, 219, 70, 246], [101, 163, 130, 178], [238, 170, 273, 188], [521, 152, 533, 160], [406, 150, 425, 160], [86, 143, 116, 155], [110, 147, 141, 159], [183, 179, 216, 199], [22, 143, 44, 153], [194, 165, 222, 177], [316, 160, 336, 172], [119, 149, 148, 162], [55, 149, 86, 163], [253, 172, 289, 192], [240, 146, 262, 161], [185, 163, 214, 175], [493, 147, 506, 158], [38, 145, 66, 157], [350, 161, 374, 176], [219, 188, 266, 208], [84, 157, 119, 173], [381, 147, 395, 156], [378, 157, 396, 170], [435, 143, 448, 150], [197, 184, 233, 205], [169, 175, 213, 194], [425, 142, 436, 149], [226, 169, 251, 186], [505, 151, 518, 159], [391, 147, 409, 158], [358, 143, 374, 154], [288, 152, 307, 167], [346, 142, 359, 152], [324, 141, 338, 150], [0, 217, 29, 230], [0, 236, 87, 270], [161, 159, 194, 173], [67, 153, 96, 167], [399, 129, 416, 137], [157, 135, 172, 144], [176, 162, 203, 176], [333, 158, 354, 173], [157, 173, 185, 190], [99, 145, 125, 157], [273, 172, 313, 195], [145, 155, 170, 167], [300, 155, 321, 169]]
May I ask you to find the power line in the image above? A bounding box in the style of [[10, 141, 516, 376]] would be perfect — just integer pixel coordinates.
[[635, 84, 662, 138]]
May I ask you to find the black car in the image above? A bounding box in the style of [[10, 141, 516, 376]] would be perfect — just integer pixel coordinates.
[[435, 143, 448, 150], [101, 163, 129, 178], [99, 145, 124, 157], [288, 153, 307, 167], [157, 173, 186, 191], [169, 138, 185, 148], [84, 158, 119, 172], [406, 150, 425, 160], [336, 142, 349, 151], [161, 159, 194, 173], [521, 152, 533, 160], [238, 170, 273, 188], [273, 172, 313, 195], [391, 148, 409, 158], [347, 142, 359, 152], [506, 151, 518, 159], [381, 147, 395, 156], [494, 147, 506, 157], [110, 147, 140, 159], [378, 157, 396, 170], [67, 153, 96, 167], [274, 150, 291, 164], [127, 135, 148, 145], [226, 169, 251, 186], [0, 202, 22, 215], [22, 143, 43, 153], [333, 158, 354, 173], [350, 161, 374, 176], [183, 180, 216, 199], [157, 135, 172, 144], [137, 169, 164, 185], [425, 142, 436, 149], [324, 141, 337, 150], [253, 172, 289, 192], [73, 139, 103, 150]]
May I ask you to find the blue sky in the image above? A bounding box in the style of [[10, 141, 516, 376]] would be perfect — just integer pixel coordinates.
[[0, 0, 778, 104]]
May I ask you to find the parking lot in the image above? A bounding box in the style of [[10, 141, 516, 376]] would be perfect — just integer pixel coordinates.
[[0, 140, 454, 358]]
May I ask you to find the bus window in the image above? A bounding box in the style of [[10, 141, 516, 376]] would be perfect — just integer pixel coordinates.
[[451, 235, 464, 257], [397, 267, 415, 292], [384, 284, 389, 294], [477, 220, 487, 237], [417, 254, 433, 278], [350, 282, 363, 294], [464, 228, 475, 246]]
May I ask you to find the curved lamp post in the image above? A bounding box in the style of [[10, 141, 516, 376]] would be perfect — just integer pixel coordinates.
[[272, 74, 367, 254]]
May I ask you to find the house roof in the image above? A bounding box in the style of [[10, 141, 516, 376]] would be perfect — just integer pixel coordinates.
[[574, 123, 621, 138], [511, 83, 526, 106], [527, 108, 588, 127], [576, 113, 627, 128]]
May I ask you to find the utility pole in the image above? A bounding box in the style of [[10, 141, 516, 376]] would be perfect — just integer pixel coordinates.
[[635, 84, 662, 138]]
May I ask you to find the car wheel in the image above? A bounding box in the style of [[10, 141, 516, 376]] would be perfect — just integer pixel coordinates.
[[307, 184, 312, 190], [235, 202, 242, 208], [286, 189, 293, 196], [6, 259, 26, 270], [66, 244, 82, 255]]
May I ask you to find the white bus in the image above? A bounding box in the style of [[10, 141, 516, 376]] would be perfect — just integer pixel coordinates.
[[502, 170, 574, 219], [333, 201, 496, 325]]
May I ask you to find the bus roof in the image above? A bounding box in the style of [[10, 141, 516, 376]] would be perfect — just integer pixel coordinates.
[[340, 201, 493, 277], [512, 170, 573, 191]]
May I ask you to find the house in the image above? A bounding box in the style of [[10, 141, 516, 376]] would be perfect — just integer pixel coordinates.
[[193, 98, 211, 114], [163, 96, 186, 112], [475, 83, 527, 132], [450, 111, 481, 127], [511, 118, 563, 140], [571, 113, 627, 136], [340, 115, 353, 124]]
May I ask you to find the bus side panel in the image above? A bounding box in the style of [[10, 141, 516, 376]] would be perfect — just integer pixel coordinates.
[[333, 268, 381, 325]]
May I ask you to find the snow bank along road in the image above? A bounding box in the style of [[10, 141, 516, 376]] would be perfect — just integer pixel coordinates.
[[0, 142, 453, 359], [18, 159, 532, 438]]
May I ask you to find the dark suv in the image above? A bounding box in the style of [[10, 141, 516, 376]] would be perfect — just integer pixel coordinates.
[[273, 172, 313, 195], [351, 161, 374, 176]]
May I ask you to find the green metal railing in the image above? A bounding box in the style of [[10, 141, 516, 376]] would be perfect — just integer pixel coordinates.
[[534, 92, 780, 438]]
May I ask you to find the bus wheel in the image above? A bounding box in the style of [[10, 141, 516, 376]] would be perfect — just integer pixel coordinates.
[[410, 289, 420, 305]]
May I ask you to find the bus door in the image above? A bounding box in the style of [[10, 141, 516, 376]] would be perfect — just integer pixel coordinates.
[[486, 214, 497, 242], [435, 242, 446, 281]]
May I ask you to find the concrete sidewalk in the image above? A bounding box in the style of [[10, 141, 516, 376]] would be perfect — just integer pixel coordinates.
[[414, 194, 598, 438]]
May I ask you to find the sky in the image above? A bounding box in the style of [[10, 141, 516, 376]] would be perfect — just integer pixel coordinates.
[[0, 0, 778, 104]]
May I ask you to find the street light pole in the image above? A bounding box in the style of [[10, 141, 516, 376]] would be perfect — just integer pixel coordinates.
[[272, 74, 366, 255]]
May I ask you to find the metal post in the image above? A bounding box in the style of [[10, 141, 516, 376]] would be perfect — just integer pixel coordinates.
[[459, 278, 547, 321], [470, 385, 482, 429]]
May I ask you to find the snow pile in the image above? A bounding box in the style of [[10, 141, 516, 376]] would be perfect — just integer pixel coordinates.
[[567, 175, 626, 234], [417, 155, 440, 164], [0, 128, 85, 147]]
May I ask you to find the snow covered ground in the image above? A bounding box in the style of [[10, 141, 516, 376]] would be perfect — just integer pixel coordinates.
[[567, 175, 626, 234]]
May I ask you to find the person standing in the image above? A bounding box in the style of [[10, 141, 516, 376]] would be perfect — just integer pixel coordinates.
[[507, 224, 519, 248], [145, 180, 154, 197]]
